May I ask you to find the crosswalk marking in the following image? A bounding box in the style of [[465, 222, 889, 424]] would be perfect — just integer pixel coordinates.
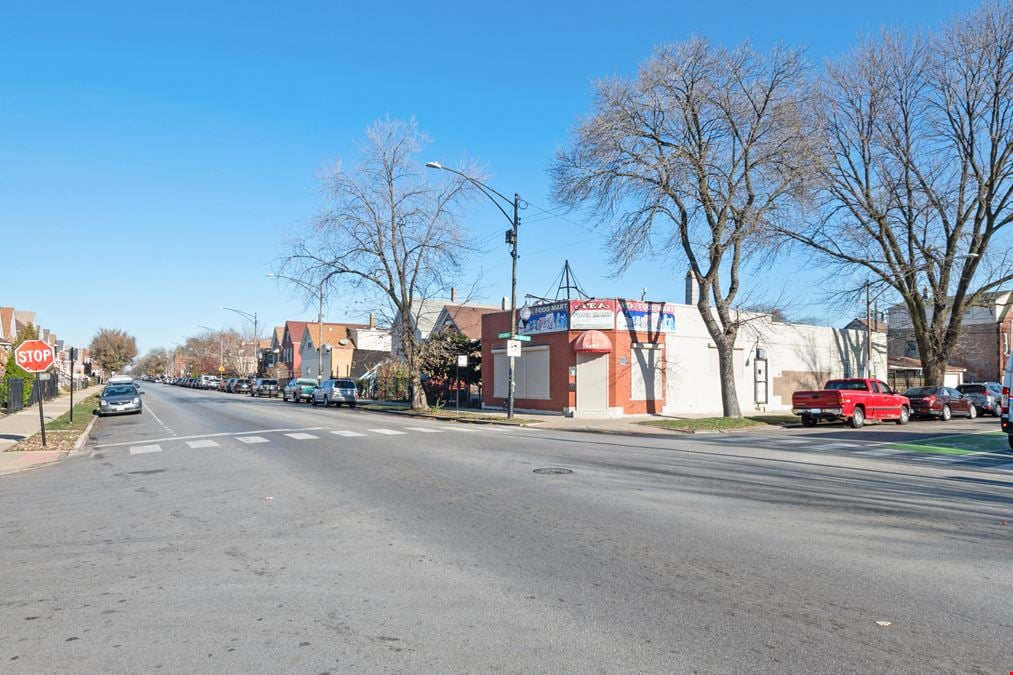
[[284, 432, 319, 440], [331, 430, 365, 437], [236, 436, 269, 444], [403, 427, 444, 433], [369, 428, 406, 435], [440, 425, 478, 432], [186, 439, 220, 449], [856, 447, 906, 457], [129, 444, 162, 455]]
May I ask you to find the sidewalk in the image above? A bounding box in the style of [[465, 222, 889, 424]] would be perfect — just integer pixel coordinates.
[[0, 384, 103, 475]]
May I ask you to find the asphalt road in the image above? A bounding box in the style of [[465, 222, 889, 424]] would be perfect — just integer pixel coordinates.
[[1, 384, 1010, 673]]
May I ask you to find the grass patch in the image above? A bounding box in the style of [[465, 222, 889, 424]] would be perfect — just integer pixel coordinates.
[[6, 394, 99, 451], [888, 431, 1007, 455], [638, 414, 797, 432], [356, 402, 530, 425]]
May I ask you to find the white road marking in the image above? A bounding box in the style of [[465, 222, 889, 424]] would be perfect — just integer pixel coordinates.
[[920, 455, 968, 464], [440, 425, 478, 432], [186, 439, 220, 449], [236, 436, 269, 444], [990, 462, 1013, 471], [331, 430, 365, 437], [369, 429, 406, 435], [129, 444, 162, 455], [284, 432, 319, 440], [95, 427, 323, 449], [857, 448, 906, 457], [776, 438, 810, 444], [143, 404, 175, 436], [403, 427, 444, 433]]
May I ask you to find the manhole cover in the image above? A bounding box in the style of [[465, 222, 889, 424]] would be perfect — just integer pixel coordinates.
[[533, 467, 573, 475]]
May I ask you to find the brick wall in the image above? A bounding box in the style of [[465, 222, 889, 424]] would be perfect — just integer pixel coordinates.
[[888, 321, 1001, 382]]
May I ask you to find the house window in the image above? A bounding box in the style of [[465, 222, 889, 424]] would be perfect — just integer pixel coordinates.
[[905, 340, 918, 357]]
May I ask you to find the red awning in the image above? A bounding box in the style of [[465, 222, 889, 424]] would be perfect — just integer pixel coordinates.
[[572, 330, 612, 353]]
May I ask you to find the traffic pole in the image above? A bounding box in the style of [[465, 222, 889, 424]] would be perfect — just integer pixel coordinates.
[[69, 349, 75, 423], [37, 378, 46, 448], [456, 361, 460, 417]]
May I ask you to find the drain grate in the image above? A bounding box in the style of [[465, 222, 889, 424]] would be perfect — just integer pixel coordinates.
[[533, 467, 573, 475]]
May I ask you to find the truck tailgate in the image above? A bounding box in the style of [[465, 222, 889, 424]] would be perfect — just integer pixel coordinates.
[[792, 391, 843, 408]]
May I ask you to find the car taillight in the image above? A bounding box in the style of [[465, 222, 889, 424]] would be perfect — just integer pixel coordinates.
[[1003, 386, 1009, 413], [925, 395, 936, 405]]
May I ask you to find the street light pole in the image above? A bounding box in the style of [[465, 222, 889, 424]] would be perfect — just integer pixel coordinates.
[[267, 272, 334, 383], [426, 161, 522, 418], [221, 307, 258, 377]]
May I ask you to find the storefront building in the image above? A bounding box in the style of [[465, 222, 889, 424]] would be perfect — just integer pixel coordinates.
[[481, 298, 885, 417]]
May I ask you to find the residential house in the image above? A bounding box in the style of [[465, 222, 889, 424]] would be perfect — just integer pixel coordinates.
[[887, 292, 1013, 383], [430, 303, 501, 341]]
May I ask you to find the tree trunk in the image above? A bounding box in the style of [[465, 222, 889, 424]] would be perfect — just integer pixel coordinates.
[[920, 351, 947, 388], [715, 337, 742, 418]]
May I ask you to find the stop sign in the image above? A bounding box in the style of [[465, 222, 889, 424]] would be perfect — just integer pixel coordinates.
[[14, 339, 56, 373]]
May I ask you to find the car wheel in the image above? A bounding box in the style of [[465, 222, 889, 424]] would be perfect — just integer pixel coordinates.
[[941, 404, 952, 422], [967, 405, 977, 419], [800, 414, 817, 427], [349, 402, 356, 409], [1008, 434, 1013, 451], [312, 397, 319, 406], [848, 407, 865, 429], [896, 405, 910, 425]]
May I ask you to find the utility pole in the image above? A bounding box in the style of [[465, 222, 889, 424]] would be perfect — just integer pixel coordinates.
[[865, 280, 872, 378]]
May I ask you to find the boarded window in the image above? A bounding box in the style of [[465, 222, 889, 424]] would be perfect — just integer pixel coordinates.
[[493, 346, 550, 400], [631, 345, 663, 401]]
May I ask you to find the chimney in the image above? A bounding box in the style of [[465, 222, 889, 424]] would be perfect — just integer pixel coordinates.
[[368, 312, 376, 329], [501, 296, 508, 310], [450, 287, 457, 303], [685, 270, 699, 305]]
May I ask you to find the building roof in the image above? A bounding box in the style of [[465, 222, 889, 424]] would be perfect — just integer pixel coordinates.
[[845, 317, 888, 333], [436, 304, 501, 340], [888, 357, 966, 372], [0, 307, 14, 342]]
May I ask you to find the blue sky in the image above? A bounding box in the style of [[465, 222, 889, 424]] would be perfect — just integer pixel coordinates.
[[0, 0, 980, 354]]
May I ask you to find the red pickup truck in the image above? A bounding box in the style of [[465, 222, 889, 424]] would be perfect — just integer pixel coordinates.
[[792, 378, 911, 428]]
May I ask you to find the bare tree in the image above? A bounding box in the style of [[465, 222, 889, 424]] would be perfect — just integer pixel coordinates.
[[283, 118, 474, 410], [782, 2, 1013, 385], [552, 39, 817, 417]]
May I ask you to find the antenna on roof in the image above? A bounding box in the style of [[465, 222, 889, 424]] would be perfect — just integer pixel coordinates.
[[554, 260, 590, 301]]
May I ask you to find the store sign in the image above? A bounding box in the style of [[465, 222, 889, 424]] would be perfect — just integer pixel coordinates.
[[520, 301, 569, 335], [569, 299, 616, 330], [617, 300, 677, 333]]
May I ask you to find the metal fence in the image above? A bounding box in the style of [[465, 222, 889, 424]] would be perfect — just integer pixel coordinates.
[[2, 376, 59, 414]]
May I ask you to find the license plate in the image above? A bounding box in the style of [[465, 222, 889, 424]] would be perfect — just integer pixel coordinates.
[[808, 408, 822, 414]]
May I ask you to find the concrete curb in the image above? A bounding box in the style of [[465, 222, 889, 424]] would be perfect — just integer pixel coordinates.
[[356, 404, 531, 428], [70, 415, 99, 455]]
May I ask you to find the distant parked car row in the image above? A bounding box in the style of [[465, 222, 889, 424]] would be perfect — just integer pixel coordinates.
[[160, 375, 357, 406]]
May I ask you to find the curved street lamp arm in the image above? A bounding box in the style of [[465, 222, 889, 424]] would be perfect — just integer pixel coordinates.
[[221, 306, 256, 324], [426, 162, 518, 225]]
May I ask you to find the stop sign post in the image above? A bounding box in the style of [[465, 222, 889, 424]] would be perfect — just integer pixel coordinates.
[[14, 340, 56, 447]]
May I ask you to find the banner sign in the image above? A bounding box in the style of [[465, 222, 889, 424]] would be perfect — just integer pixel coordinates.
[[616, 300, 677, 333], [569, 299, 616, 330], [520, 301, 569, 334]]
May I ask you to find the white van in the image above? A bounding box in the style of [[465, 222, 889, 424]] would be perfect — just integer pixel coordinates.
[[108, 375, 134, 386], [1000, 359, 1013, 449], [199, 374, 220, 390]]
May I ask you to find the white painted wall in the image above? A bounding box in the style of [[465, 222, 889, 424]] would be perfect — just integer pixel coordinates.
[[661, 305, 887, 415]]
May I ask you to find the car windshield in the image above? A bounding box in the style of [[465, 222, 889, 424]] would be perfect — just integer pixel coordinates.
[[957, 384, 984, 394], [824, 380, 869, 391], [261, 380, 277, 385], [336, 380, 355, 388], [236, 379, 250, 385], [104, 386, 136, 396], [904, 386, 938, 396], [298, 380, 317, 386]]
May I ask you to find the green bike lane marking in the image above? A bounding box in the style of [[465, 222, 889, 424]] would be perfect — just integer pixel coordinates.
[[888, 431, 1007, 455]]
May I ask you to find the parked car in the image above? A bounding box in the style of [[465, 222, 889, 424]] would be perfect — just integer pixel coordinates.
[[251, 378, 279, 398], [98, 383, 143, 416], [792, 378, 910, 428], [956, 382, 1001, 416], [999, 359, 1013, 449], [283, 378, 318, 403], [232, 378, 252, 394], [902, 386, 976, 420], [311, 379, 359, 407], [223, 377, 237, 393]]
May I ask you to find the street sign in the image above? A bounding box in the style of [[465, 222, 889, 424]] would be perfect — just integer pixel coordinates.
[[14, 339, 55, 373], [498, 332, 531, 342], [457, 355, 469, 367], [218, 365, 226, 373], [37, 373, 51, 381], [506, 340, 522, 358]]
